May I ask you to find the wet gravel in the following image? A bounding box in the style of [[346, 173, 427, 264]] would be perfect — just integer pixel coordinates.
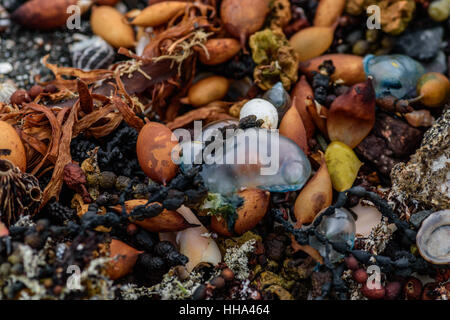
[[0, 20, 92, 89]]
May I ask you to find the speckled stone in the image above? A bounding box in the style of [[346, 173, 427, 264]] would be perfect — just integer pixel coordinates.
[[391, 107, 450, 210]]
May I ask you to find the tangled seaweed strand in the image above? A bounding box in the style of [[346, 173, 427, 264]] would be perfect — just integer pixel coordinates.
[[274, 186, 431, 300]]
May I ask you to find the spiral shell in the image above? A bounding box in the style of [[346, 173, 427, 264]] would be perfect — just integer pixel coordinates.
[[70, 35, 115, 71]]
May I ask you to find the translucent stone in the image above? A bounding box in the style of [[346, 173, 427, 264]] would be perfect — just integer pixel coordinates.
[[178, 120, 239, 173], [200, 128, 311, 195], [363, 54, 425, 99], [262, 82, 291, 118], [309, 208, 356, 263]]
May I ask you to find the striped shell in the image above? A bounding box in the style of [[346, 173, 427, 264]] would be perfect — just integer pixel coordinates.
[[0, 80, 17, 104], [70, 35, 115, 71]]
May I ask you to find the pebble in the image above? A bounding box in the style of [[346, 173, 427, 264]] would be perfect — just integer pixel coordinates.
[[409, 210, 433, 229], [423, 50, 448, 74], [0, 62, 13, 74], [395, 27, 444, 61]]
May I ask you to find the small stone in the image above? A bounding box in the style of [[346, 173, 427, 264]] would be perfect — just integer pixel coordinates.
[[221, 268, 235, 281], [409, 210, 433, 229], [423, 51, 448, 74], [395, 27, 444, 61], [210, 276, 226, 289], [352, 268, 368, 284], [0, 62, 13, 74], [192, 284, 207, 300]]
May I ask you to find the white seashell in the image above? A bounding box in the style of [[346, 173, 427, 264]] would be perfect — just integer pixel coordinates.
[[0, 80, 17, 104], [239, 98, 279, 129], [175, 205, 222, 272], [416, 209, 450, 265], [70, 35, 115, 71]]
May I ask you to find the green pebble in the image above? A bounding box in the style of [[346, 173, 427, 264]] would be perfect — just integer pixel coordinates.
[[428, 0, 450, 22], [115, 176, 131, 191], [365, 29, 379, 43], [7, 253, 21, 265], [0, 263, 11, 276], [352, 40, 369, 56], [99, 171, 117, 189]]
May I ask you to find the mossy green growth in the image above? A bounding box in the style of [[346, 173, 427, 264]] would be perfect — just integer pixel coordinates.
[[249, 28, 298, 91]]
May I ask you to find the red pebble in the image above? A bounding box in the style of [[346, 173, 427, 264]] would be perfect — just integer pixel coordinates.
[[10, 89, 31, 105], [385, 281, 402, 300], [361, 283, 386, 300], [28, 85, 43, 99], [353, 268, 368, 284], [344, 255, 359, 270]]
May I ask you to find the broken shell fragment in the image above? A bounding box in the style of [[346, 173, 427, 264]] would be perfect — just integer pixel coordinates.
[[91, 5, 135, 48], [289, 26, 335, 62], [131, 1, 188, 27], [112, 199, 196, 233], [325, 141, 362, 192], [220, 0, 270, 48], [176, 206, 222, 272], [299, 54, 365, 85], [136, 122, 179, 185], [197, 38, 241, 66], [327, 78, 376, 148], [416, 210, 450, 265], [352, 203, 382, 238], [106, 239, 143, 280], [185, 76, 230, 107], [0, 120, 26, 172], [210, 189, 270, 236], [239, 98, 279, 129]]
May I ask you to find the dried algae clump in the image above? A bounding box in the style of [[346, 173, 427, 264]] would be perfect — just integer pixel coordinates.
[[391, 108, 450, 210], [249, 28, 298, 91]]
